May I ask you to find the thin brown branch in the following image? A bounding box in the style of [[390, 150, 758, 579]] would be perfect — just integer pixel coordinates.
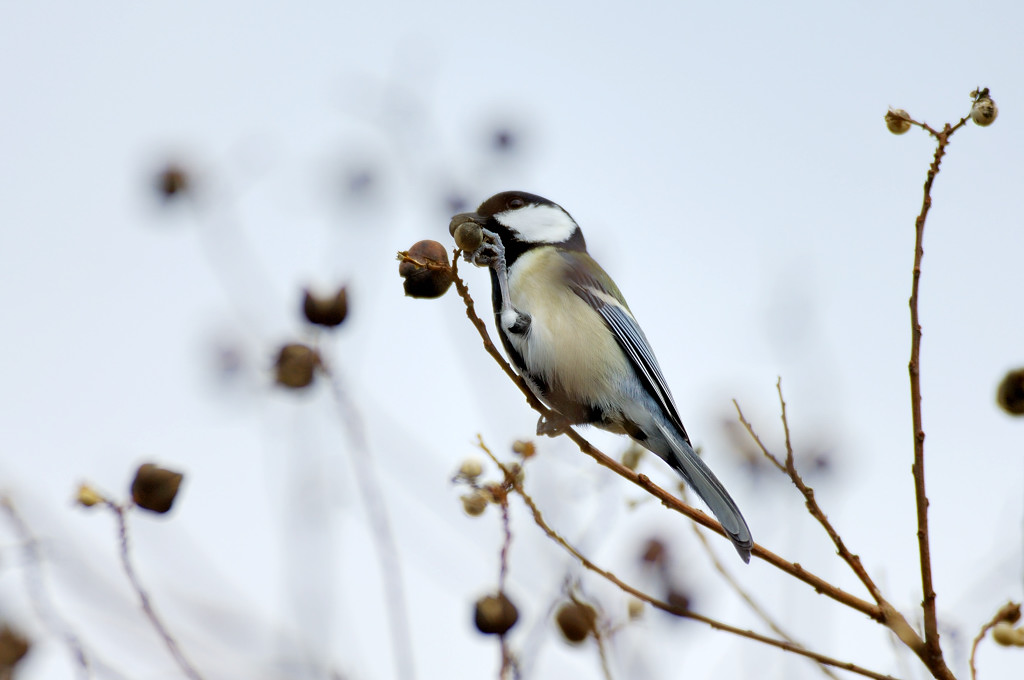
[[969, 602, 1021, 680], [906, 111, 968, 676], [450, 263, 885, 623], [734, 388, 958, 674], [107, 502, 204, 680], [498, 497, 513, 592], [734, 387, 886, 607], [687, 517, 841, 680], [475, 448, 898, 680]]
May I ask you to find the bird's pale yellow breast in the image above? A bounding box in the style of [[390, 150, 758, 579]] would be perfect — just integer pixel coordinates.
[[508, 247, 629, 404]]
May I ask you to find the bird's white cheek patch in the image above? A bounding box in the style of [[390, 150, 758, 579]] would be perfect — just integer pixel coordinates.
[[496, 204, 577, 243]]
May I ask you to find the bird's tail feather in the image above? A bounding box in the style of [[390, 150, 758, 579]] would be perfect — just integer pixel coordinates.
[[653, 421, 753, 563]]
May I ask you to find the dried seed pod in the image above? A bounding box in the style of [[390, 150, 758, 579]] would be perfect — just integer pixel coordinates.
[[555, 601, 597, 644], [275, 343, 319, 389], [75, 484, 105, 508], [155, 163, 190, 200], [885, 108, 911, 135], [458, 458, 484, 479], [460, 492, 488, 517], [971, 89, 998, 127], [666, 589, 692, 613], [991, 622, 1015, 647], [474, 592, 519, 635], [131, 464, 184, 514], [398, 240, 453, 299], [0, 625, 30, 671], [640, 538, 667, 566], [453, 221, 484, 252], [504, 462, 525, 487], [997, 368, 1024, 416], [621, 442, 645, 471], [303, 287, 348, 328], [511, 440, 535, 458]]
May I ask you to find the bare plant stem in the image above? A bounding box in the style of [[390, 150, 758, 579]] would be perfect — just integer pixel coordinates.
[[905, 112, 969, 677], [969, 602, 1021, 680], [108, 502, 204, 680], [734, 389, 887, 606], [451, 257, 886, 618], [593, 628, 615, 680], [323, 369, 417, 680], [733, 392, 949, 671], [687, 518, 841, 680], [497, 499, 512, 592], [475, 446, 898, 680]]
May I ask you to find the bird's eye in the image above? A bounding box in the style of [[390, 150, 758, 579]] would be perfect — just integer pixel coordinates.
[[508, 197, 525, 209]]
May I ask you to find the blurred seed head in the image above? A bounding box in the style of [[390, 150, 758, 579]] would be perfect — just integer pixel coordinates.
[[627, 599, 645, 620], [504, 462, 525, 487], [75, 483, 106, 508], [342, 166, 377, 200], [621, 442, 645, 471], [131, 463, 184, 514], [474, 592, 519, 635], [445, 192, 469, 214], [992, 622, 1024, 647], [0, 625, 30, 673], [303, 287, 349, 328], [492, 128, 517, 154], [458, 458, 484, 480], [997, 368, 1024, 416], [970, 88, 998, 127], [274, 343, 320, 389], [460, 491, 488, 517], [511, 440, 535, 458], [665, 588, 692, 613], [154, 162, 191, 201], [555, 601, 597, 645], [885, 108, 912, 135], [398, 240, 453, 299], [640, 538, 668, 567]]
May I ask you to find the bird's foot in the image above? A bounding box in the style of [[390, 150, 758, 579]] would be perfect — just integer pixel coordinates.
[[501, 308, 531, 335], [536, 413, 571, 437]]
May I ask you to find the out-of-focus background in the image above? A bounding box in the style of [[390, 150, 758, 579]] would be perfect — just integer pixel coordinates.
[[1, 2, 1022, 678]]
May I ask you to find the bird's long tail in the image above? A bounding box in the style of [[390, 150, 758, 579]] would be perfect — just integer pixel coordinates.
[[652, 421, 753, 562]]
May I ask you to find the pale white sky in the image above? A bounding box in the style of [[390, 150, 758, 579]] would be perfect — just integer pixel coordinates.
[[1, 1, 1022, 679]]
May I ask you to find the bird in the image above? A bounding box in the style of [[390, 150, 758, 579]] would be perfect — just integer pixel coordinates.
[[449, 190, 753, 562]]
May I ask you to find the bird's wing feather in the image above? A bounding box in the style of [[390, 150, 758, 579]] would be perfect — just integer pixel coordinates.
[[565, 253, 752, 562], [564, 255, 689, 440]]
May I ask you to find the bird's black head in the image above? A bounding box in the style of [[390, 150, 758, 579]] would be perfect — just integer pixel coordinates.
[[449, 191, 587, 267]]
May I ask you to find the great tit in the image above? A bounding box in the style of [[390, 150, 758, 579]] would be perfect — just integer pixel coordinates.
[[450, 191, 753, 562]]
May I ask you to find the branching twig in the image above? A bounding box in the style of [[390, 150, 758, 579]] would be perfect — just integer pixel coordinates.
[[451, 259, 884, 621], [969, 601, 1020, 680], [687, 517, 841, 680], [497, 498, 513, 593], [734, 385, 886, 606], [904, 108, 972, 677], [474, 447, 898, 680], [908, 125, 941, 668], [107, 502, 204, 680]]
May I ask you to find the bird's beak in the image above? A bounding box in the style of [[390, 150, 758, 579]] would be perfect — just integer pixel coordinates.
[[448, 212, 486, 237]]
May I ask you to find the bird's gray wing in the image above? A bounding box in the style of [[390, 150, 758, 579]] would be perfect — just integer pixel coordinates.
[[564, 257, 690, 440]]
